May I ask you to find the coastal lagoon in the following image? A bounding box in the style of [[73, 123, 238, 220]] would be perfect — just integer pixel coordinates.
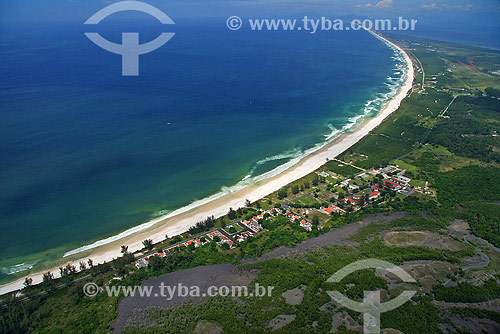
[[0, 19, 405, 281]]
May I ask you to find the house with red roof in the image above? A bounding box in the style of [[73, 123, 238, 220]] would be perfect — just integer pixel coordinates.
[[342, 197, 357, 205], [383, 180, 400, 191], [299, 219, 312, 231], [324, 206, 336, 214], [324, 206, 343, 214]]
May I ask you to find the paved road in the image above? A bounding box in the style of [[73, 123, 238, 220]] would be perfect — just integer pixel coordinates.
[[439, 95, 458, 118], [406, 49, 425, 91], [217, 228, 236, 243]]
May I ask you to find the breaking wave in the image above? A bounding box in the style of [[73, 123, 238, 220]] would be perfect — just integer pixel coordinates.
[[62, 31, 408, 259]]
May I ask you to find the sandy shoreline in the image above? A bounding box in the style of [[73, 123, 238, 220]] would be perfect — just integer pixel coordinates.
[[0, 31, 414, 295]]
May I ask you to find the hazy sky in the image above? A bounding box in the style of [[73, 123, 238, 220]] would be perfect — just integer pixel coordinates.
[[1, 0, 499, 48], [1, 0, 499, 22]]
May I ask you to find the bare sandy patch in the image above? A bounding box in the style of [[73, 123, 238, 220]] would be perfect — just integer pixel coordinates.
[[281, 285, 306, 305], [383, 329, 404, 334], [267, 314, 296, 331], [447, 220, 470, 235], [194, 320, 223, 334], [384, 231, 463, 251], [400, 261, 454, 288]]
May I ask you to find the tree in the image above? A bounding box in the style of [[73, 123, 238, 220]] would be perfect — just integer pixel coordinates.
[[228, 208, 236, 220], [312, 215, 320, 226], [57, 264, 76, 277], [170, 236, 182, 244], [292, 185, 300, 194], [485, 87, 500, 98], [42, 272, 54, 283], [79, 261, 87, 271], [142, 239, 154, 250], [245, 199, 251, 207], [278, 188, 288, 200], [312, 176, 319, 186], [87, 259, 94, 268], [148, 255, 165, 271], [66, 264, 77, 275], [213, 236, 221, 242], [189, 216, 216, 234], [165, 234, 169, 240], [121, 245, 129, 254], [23, 277, 33, 288], [116, 253, 135, 268]]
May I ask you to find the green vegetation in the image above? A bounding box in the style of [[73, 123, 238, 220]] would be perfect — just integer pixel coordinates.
[[486, 87, 500, 98], [461, 202, 500, 248], [122, 236, 470, 334], [2, 35, 500, 334], [432, 166, 500, 204], [433, 279, 500, 303]]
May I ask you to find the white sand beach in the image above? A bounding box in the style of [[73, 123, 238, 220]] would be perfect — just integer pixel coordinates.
[[0, 31, 414, 295]]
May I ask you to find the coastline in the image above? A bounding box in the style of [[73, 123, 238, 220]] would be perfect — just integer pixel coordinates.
[[0, 31, 414, 295]]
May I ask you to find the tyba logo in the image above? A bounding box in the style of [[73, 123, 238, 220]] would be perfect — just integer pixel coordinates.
[[84, 1, 175, 76], [326, 259, 417, 334]]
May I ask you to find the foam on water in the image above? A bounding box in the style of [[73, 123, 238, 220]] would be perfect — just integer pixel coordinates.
[[60, 32, 408, 259], [1, 263, 34, 275]]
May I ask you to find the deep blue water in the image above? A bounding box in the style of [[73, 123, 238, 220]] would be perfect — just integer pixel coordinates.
[[0, 19, 402, 278]]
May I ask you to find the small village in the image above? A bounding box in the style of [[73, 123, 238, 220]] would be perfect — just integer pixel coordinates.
[[137, 161, 426, 268]]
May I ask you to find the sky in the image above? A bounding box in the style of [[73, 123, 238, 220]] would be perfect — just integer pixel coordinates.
[[1, 0, 499, 22], [0, 0, 499, 48]]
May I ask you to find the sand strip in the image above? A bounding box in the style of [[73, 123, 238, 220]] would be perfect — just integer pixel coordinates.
[[0, 31, 414, 295]]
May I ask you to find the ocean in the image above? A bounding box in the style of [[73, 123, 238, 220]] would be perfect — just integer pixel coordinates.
[[0, 18, 405, 281]]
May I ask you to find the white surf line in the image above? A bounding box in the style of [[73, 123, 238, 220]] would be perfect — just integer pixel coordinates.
[[0, 30, 415, 296], [62, 30, 414, 259]]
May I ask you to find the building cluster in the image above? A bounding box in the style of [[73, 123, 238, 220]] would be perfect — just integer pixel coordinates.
[[138, 164, 421, 268], [137, 207, 313, 268], [381, 172, 414, 196], [292, 165, 418, 216]]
